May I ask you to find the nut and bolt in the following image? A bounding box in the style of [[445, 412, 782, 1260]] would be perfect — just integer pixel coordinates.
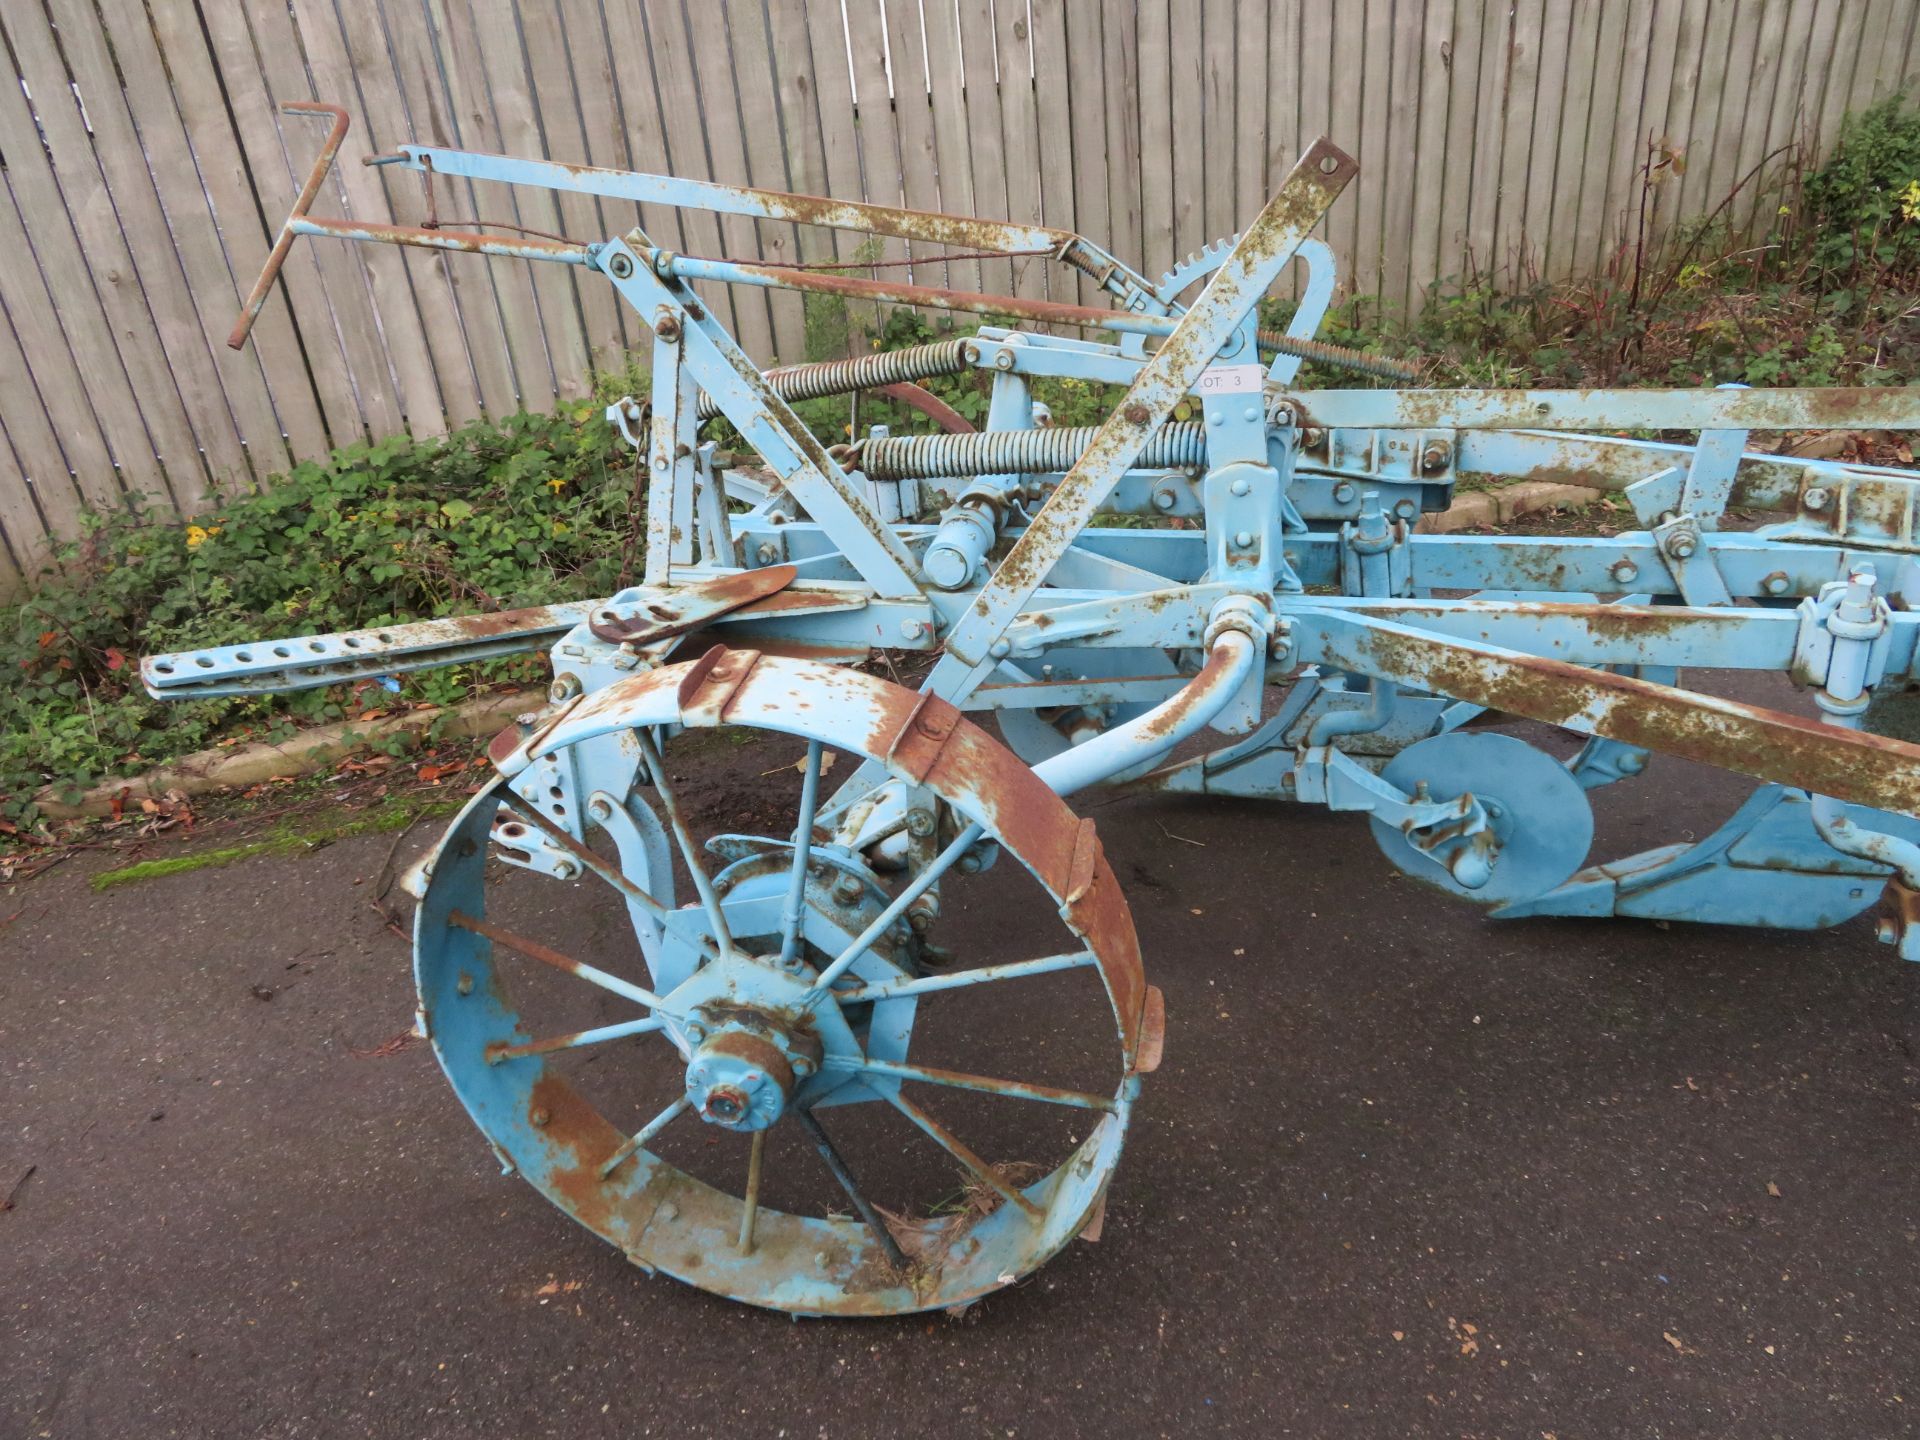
[[1124, 403, 1151, 425], [1664, 531, 1698, 559], [515, 711, 541, 730], [552, 860, 580, 882], [1802, 486, 1830, 512], [906, 809, 937, 838], [899, 617, 930, 642], [1762, 571, 1792, 596], [1152, 487, 1178, 511], [754, 542, 781, 565], [548, 672, 582, 703], [993, 349, 1015, 371], [1421, 440, 1453, 472], [652, 311, 680, 340], [588, 797, 614, 821], [1610, 561, 1641, 588], [833, 875, 865, 904], [607, 253, 634, 279]]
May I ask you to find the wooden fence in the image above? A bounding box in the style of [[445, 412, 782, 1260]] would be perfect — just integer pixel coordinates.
[[0, 0, 1917, 592]]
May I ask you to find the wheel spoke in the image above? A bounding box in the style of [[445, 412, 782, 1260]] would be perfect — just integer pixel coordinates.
[[599, 1094, 692, 1179], [485, 1014, 665, 1065], [885, 1088, 1043, 1220], [794, 1107, 909, 1271], [833, 1055, 1117, 1112], [494, 791, 702, 954], [636, 729, 737, 960], [449, 910, 666, 1011], [738, 1129, 767, 1254], [777, 739, 826, 968], [834, 949, 1097, 1004], [807, 820, 985, 997]]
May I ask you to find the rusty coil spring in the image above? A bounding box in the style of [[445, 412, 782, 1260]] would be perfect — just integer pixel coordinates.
[[851, 423, 1210, 481], [1255, 329, 1421, 382], [695, 338, 972, 420]]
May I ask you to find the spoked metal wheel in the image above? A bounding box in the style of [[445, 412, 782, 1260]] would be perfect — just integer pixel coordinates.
[[414, 648, 1161, 1316]]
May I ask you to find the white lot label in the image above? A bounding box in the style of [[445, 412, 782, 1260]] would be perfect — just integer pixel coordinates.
[[1192, 364, 1263, 396]]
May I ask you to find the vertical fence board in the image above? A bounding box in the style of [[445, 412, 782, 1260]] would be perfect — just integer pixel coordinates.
[[1062, 0, 1111, 305], [923, 0, 983, 292], [1028, 0, 1078, 307], [993, 0, 1047, 304], [1135, 0, 1175, 283], [1199, 0, 1236, 251], [1405, 0, 1458, 312], [683, 0, 778, 358], [730, 0, 809, 360], [0, 294, 88, 567], [1103, 0, 1145, 276]]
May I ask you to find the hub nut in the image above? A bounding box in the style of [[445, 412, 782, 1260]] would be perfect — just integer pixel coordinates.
[[684, 1030, 796, 1132]]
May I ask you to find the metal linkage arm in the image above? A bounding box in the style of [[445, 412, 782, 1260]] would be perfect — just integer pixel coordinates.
[[1293, 607, 1920, 818], [1288, 388, 1920, 432], [380, 143, 1167, 316]]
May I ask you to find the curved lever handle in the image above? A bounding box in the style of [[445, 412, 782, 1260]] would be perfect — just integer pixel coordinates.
[[227, 101, 350, 350]]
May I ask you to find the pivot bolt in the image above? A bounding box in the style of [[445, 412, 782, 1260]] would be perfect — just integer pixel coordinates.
[[1152, 487, 1178, 511], [906, 809, 937, 838], [1803, 486, 1831, 512], [1332, 481, 1357, 505], [588, 797, 613, 821], [754, 542, 780, 565], [899, 617, 930, 641], [1762, 571, 1791, 595], [1610, 560, 1640, 585], [552, 860, 580, 882], [833, 875, 865, 904], [548, 672, 582, 703], [653, 311, 680, 340], [1665, 531, 1698, 560], [607, 252, 634, 279], [993, 350, 1015, 371], [1421, 440, 1452, 472]]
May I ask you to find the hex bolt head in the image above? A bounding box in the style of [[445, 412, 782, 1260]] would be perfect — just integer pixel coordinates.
[[1152, 487, 1178, 511], [899, 617, 929, 641], [833, 875, 864, 905], [1421, 441, 1453, 471], [552, 860, 580, 882], [1610, 560, 1639, 584], [754, 542, 780, 565], [548, 672, 582, 703], [906, 809, 936, 838], [1803, 486, 1830, 512], [1666, 532, 1697, 559], [1763, 571, 1791, 595], [993, 349, 1015, 370]]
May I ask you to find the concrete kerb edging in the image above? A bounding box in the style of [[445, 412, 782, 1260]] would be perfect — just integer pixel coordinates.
[[1417, 480, 1601, 534], [35, 689, 537, 821]]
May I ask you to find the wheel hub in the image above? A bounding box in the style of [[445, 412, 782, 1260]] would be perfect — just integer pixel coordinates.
[[682, 1003, 823, 1132]]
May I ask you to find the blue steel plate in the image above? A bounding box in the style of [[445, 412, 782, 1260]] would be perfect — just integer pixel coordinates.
[[1370, 731, 1594, 904]]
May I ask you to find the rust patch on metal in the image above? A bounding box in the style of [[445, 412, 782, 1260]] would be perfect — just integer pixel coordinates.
[[529, 1073, 625, 1235], [591, 565, 797, 645]]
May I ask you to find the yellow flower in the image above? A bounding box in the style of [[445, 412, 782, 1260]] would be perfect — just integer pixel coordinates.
[[545, 476, 567, 493], [185, 524, 209, 548], [1900, 179, 1920, 222]]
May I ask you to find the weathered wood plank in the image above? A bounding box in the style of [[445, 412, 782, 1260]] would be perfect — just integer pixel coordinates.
[[730, 0, 810, 361], [1029, 0, 1079, 307], [424, 0, 556, 413], [994, 0, 1048, 304], [287, 0, 452, 435], [684, 0, 778, 360], [957, 0, 1014, 297], [1136, 0, 1175, 283], [1405, 0, 1458, 311], [1104, 0, 1145, 276], [1061, 0, 1110, 305]]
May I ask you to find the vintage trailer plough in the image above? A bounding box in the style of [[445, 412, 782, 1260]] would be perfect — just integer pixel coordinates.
[[146, 102, 1920, 1315]]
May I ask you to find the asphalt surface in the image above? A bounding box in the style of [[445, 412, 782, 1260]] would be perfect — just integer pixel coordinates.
[[5, 713, 1919, 1438]]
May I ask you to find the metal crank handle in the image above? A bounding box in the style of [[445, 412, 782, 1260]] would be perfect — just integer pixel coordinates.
[[228, 101, 350, 350]]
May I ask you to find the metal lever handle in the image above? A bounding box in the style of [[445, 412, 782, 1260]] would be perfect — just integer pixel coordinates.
[[227, 101, 350, 350]]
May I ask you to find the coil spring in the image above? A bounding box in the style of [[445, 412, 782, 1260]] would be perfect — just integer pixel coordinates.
[[1255, 329, 1421, 382], [695, 338, 972, 420], [855, 423, 1210, 481]]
